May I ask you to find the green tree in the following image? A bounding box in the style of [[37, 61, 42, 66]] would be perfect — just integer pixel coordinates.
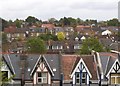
[[80, 37, 104, 55], [68, 17, 77, 27], [57, 32, 65, 41], [38, 33, 58, 41], [25, 16, 40, 26], [1, 18, 8, 31], [2, 33, 7, 44], [0, 58, 15, 86], [26, 37, 46, 54], [107, 18, 119, 26], [14, 19, 24, 28], [76, 18, 84, 25]]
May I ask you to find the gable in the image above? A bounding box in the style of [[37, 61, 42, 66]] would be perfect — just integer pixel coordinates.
[[106, 59, 120, 77], [30, 55, 54, 76], [71, 58, 92, 78], [2, 55, 15, 75]]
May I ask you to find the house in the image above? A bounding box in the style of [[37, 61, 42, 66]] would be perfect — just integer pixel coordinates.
[[102, 30, 112, 36], [61, 55, 99, 85], [46, 40, 82, 54], [41, 24, 55, 34], [2, 54, 61, 86], [95, 52, 120, 85], [1, 51, 120, 86]]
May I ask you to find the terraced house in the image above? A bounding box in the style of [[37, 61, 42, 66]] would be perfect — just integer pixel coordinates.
[[1, 51, 120, 86]]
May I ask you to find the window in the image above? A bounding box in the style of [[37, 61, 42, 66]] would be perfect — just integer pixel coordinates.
[[111, 73, 120, 84], [46, 46, 49, 50], [37, 72, 47, 84], [58, 45, 63, 49], [52, 45, 58, 49], [2, 71, 8, 81], [76, 73, 80, 84], [75, 72, 86, 84], [74, 44, 80, 49]]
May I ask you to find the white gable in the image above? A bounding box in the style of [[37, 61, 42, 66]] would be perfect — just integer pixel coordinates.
[[102, 30, 112, 35], [106, 59, 120, 77], [71, 58, 92, 78]]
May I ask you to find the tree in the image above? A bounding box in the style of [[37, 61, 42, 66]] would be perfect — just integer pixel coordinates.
[[80, 37, 104, 55], [1, 18, 8, 31], [2, 33, 7, 44], [76, 18, 84, 25], [107, 18, 119, 26], [68, 17, 77, 27], [38, 33, 58, 41], [14, 19, 24, 28], [57, 32, 65, 41], [26, 37, 46, 54], [25, 16, 40, 26], [0, 58, 14, 86]]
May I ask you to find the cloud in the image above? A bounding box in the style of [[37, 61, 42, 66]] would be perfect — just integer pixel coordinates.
[[70, 1, 117, 10], [0, 0, 118, 21]]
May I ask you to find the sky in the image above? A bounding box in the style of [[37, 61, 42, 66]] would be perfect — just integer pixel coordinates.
[[0, 0, 119, 21]]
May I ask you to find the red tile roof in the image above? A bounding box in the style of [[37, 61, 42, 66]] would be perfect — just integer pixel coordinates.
[[61, 55, 98, 80], [41, 24, 55, 29], [61, 55, 77, 80]]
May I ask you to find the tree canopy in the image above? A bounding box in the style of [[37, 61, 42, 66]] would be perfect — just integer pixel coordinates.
[[80, 37, 105, 55], [26, 37, 46, 54], [57, 32, 65, 41], [38, 33, 58, 41]]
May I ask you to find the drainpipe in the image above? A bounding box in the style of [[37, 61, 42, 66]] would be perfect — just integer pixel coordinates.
[[60, 73, 63, 86], [99, 74, 101, 86]]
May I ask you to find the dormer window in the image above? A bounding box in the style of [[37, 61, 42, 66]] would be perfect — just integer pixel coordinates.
[[75, 72, 86, 84], [37, 72, 47, 84], [75, 37, 79, 41]]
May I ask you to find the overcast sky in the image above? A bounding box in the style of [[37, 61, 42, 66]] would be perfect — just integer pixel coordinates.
[[0, 0, 119, 21]]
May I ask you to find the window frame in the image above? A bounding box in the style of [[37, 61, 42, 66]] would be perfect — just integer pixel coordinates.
[[75, 72, 87, 85], [110, 73, 120, 84], [37, 72, 48, 84]]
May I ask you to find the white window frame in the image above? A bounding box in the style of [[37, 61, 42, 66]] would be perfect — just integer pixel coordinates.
[[37, 72, 47, 84], [74, 44, 80, 49], [52, 45, 58, 49], [75, 72, 86, 84]]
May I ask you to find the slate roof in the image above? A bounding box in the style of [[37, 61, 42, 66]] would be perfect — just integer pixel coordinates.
[[2, 54, 61, 81], [99, 52, 119, 77]]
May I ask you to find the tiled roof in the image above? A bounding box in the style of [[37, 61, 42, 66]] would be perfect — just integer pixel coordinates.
[[71, 55, 98, 80], [61, 55, 98, 80], [61, 55, 77, 80]]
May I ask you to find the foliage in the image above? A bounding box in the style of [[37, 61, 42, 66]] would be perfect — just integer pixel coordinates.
[[26, 37, 46, 54], [25, 16, 41, 26], [107, 18, 119, 26], [2, 33, 7, 44], [0, 58, 15, 86], [57, 32, 65, 41], [38, 33, 58, 41], [14, 19, 23, 28], [80, 37, 105, 55], [1, 18, 8, 31], [48, 18, 58, 24]]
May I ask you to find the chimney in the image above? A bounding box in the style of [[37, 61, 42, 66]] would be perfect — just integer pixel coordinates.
[[20, 53, 28, 86]]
